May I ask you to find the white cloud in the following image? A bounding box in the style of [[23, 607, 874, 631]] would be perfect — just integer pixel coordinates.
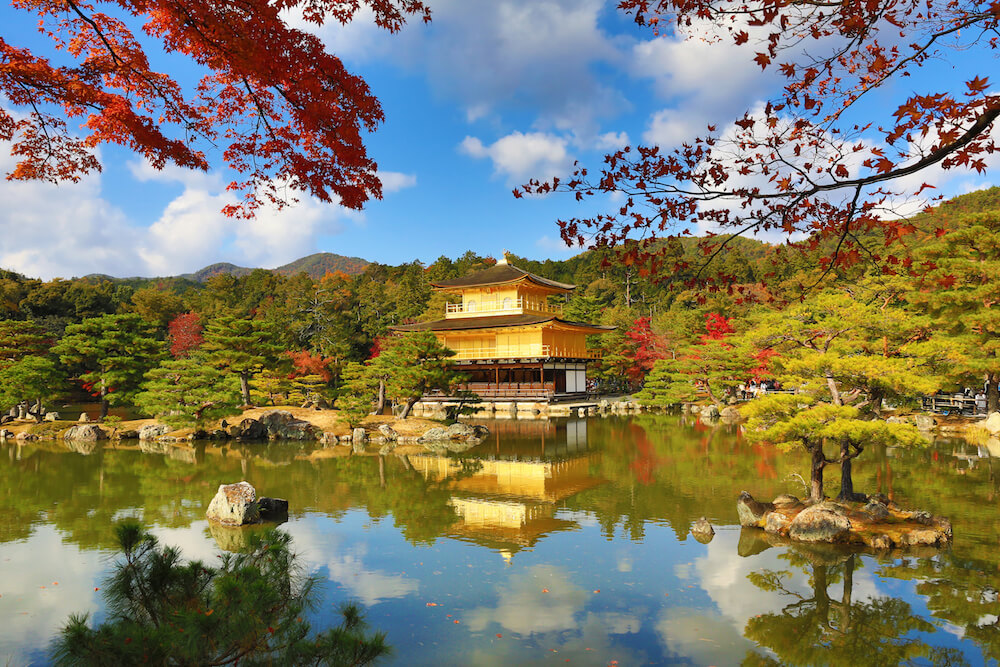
[[643, 109, 708, 148], [593, 131, 629, 151], [536, 235, 582, 254], [460, 131, 573, 182], [290, 0, 627, 136], [0, 148, 375, 279], [377, 170, 417, 193]]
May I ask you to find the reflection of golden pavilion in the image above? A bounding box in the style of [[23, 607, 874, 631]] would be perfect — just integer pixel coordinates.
[[408, 452, 605, 557]]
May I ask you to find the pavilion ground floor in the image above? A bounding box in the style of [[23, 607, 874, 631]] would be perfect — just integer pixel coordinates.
[[423, 359, 591, 402]]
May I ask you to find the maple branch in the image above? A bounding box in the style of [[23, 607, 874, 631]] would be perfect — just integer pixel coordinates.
[[63, 0, 206, 138]]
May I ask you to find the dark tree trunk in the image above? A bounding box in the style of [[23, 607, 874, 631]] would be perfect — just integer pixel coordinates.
[[810, 444, 827, 504], [814, 565, 830, 622], [988, 372, 999, 414], [840, 555, 855, 633], [399, 396, 419, 419], [239, 371, 252, 406], [837, 441, 866, 503], [99, 379, 109, 421], [375, 380, 386, 415]]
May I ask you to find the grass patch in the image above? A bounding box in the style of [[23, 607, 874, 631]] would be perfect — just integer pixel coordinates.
[[28, 420, 75, 437]]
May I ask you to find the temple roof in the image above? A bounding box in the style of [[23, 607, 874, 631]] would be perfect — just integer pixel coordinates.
[[430, 263, 576, 292], [391, 314, 615, 333]]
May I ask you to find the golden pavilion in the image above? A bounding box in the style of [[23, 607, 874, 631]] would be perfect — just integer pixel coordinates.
[[393, 254, 613, 401]]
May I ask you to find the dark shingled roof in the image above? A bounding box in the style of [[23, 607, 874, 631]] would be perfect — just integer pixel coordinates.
[[430, 263, 576, 291], [391, 314, 615, 333]]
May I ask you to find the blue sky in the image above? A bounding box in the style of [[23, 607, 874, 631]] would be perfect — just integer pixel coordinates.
[[1, 0, 997, 279]]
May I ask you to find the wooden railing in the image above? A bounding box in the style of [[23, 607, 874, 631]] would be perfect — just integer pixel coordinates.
[[445, 297, 563, 318], [450, 345, 600, 360], [922, 394, 984, 416], [426, 382, 557, 399]]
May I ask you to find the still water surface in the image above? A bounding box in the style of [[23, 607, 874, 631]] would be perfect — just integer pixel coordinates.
[[1, 415, 999, 665]]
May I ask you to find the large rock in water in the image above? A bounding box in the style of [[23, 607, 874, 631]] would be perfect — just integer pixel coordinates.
[[230, 418, 267, 440], [983, 412, 1000, 435], [139, 423, 170, 441], [206, 481, 259, 526], [690, 517, 715, 543], [737, 491, 774, 527], [788, 502, 852, 543], [257, 410, 320, 441], [64, 424, 107, 441]]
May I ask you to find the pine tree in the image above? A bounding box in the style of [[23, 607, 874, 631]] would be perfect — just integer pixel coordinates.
[[135, 355, 241, 428], [0, 355, 64, 419], [635, 313, 755, 408], [53, 314, 165, 419], [375, 333, 463, 418], [51, 521, 391, 666], [744, 289, 940, 500], [0, 319, 50, 368], [907, 209, 1000, 411], [203, 316, 286, 406]]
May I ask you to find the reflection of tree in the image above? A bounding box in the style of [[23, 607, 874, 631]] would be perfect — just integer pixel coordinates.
[[567, 415, 797, 540], [0, 442, 460, 550], [879, 554, 1000, 664], [743, 550, 967, 666]]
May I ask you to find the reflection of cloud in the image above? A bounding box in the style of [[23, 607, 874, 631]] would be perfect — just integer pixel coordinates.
[[324, 552, 418, 606], [694, 531, 886, 638], [656, 606, 756, 665], [694, 531, 806, 632], [282, 522, 418, 606], [0, 525, 106, 664], [465, 564, 587, 635]]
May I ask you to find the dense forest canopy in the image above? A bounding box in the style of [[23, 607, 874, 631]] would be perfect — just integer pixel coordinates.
[[0, 186, 997, 417]]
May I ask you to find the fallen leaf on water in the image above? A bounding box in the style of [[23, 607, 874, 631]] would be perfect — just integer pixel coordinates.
[[542, 588, 550, 593], [593, 589, 600, 593], [496, 634, 502, 638], [453, 620, 460, 624]]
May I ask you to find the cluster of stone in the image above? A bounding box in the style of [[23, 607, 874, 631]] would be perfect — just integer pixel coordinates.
[[737, 490, 952, 549]]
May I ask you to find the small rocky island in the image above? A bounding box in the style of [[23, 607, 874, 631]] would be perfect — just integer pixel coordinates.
[[737, 491, 952, 549]]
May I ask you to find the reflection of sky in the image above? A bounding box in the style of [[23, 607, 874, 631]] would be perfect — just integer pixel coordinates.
[[3, 440, 997, 666], [0, 525, 110, 665], [692, 530, 884, 638]]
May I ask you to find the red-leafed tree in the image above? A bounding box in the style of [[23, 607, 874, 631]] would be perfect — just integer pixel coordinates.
[[168, 313, 204, 358], [2, 0, 430, 216], [287, 349, 334, 382], [519, 0, 999, 283], [701, 313, 734, 342], [624, 316, 667, 384]]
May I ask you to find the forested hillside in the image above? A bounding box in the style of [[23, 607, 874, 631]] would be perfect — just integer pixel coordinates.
[[0, 187, 997, 415]]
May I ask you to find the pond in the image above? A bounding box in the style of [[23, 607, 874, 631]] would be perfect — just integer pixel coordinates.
[[1, 415, 998, 665]]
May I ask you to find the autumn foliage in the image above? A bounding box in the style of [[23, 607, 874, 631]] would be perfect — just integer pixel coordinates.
[[520, 0, 1000, 285], [624, 317, 667, 384], [1, 0, 430, 215], [287, 349, 334, 382], [168, 313, 204, 358]]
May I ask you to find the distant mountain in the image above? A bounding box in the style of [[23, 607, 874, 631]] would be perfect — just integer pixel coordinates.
[[273, 252, 369, 278], [180, 262, 255, 282], [181, 253, 370, 283]]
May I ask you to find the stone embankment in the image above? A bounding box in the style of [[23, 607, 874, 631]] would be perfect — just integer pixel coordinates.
[[410, 397, 649, 421], [737, 491, 952, 549]]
